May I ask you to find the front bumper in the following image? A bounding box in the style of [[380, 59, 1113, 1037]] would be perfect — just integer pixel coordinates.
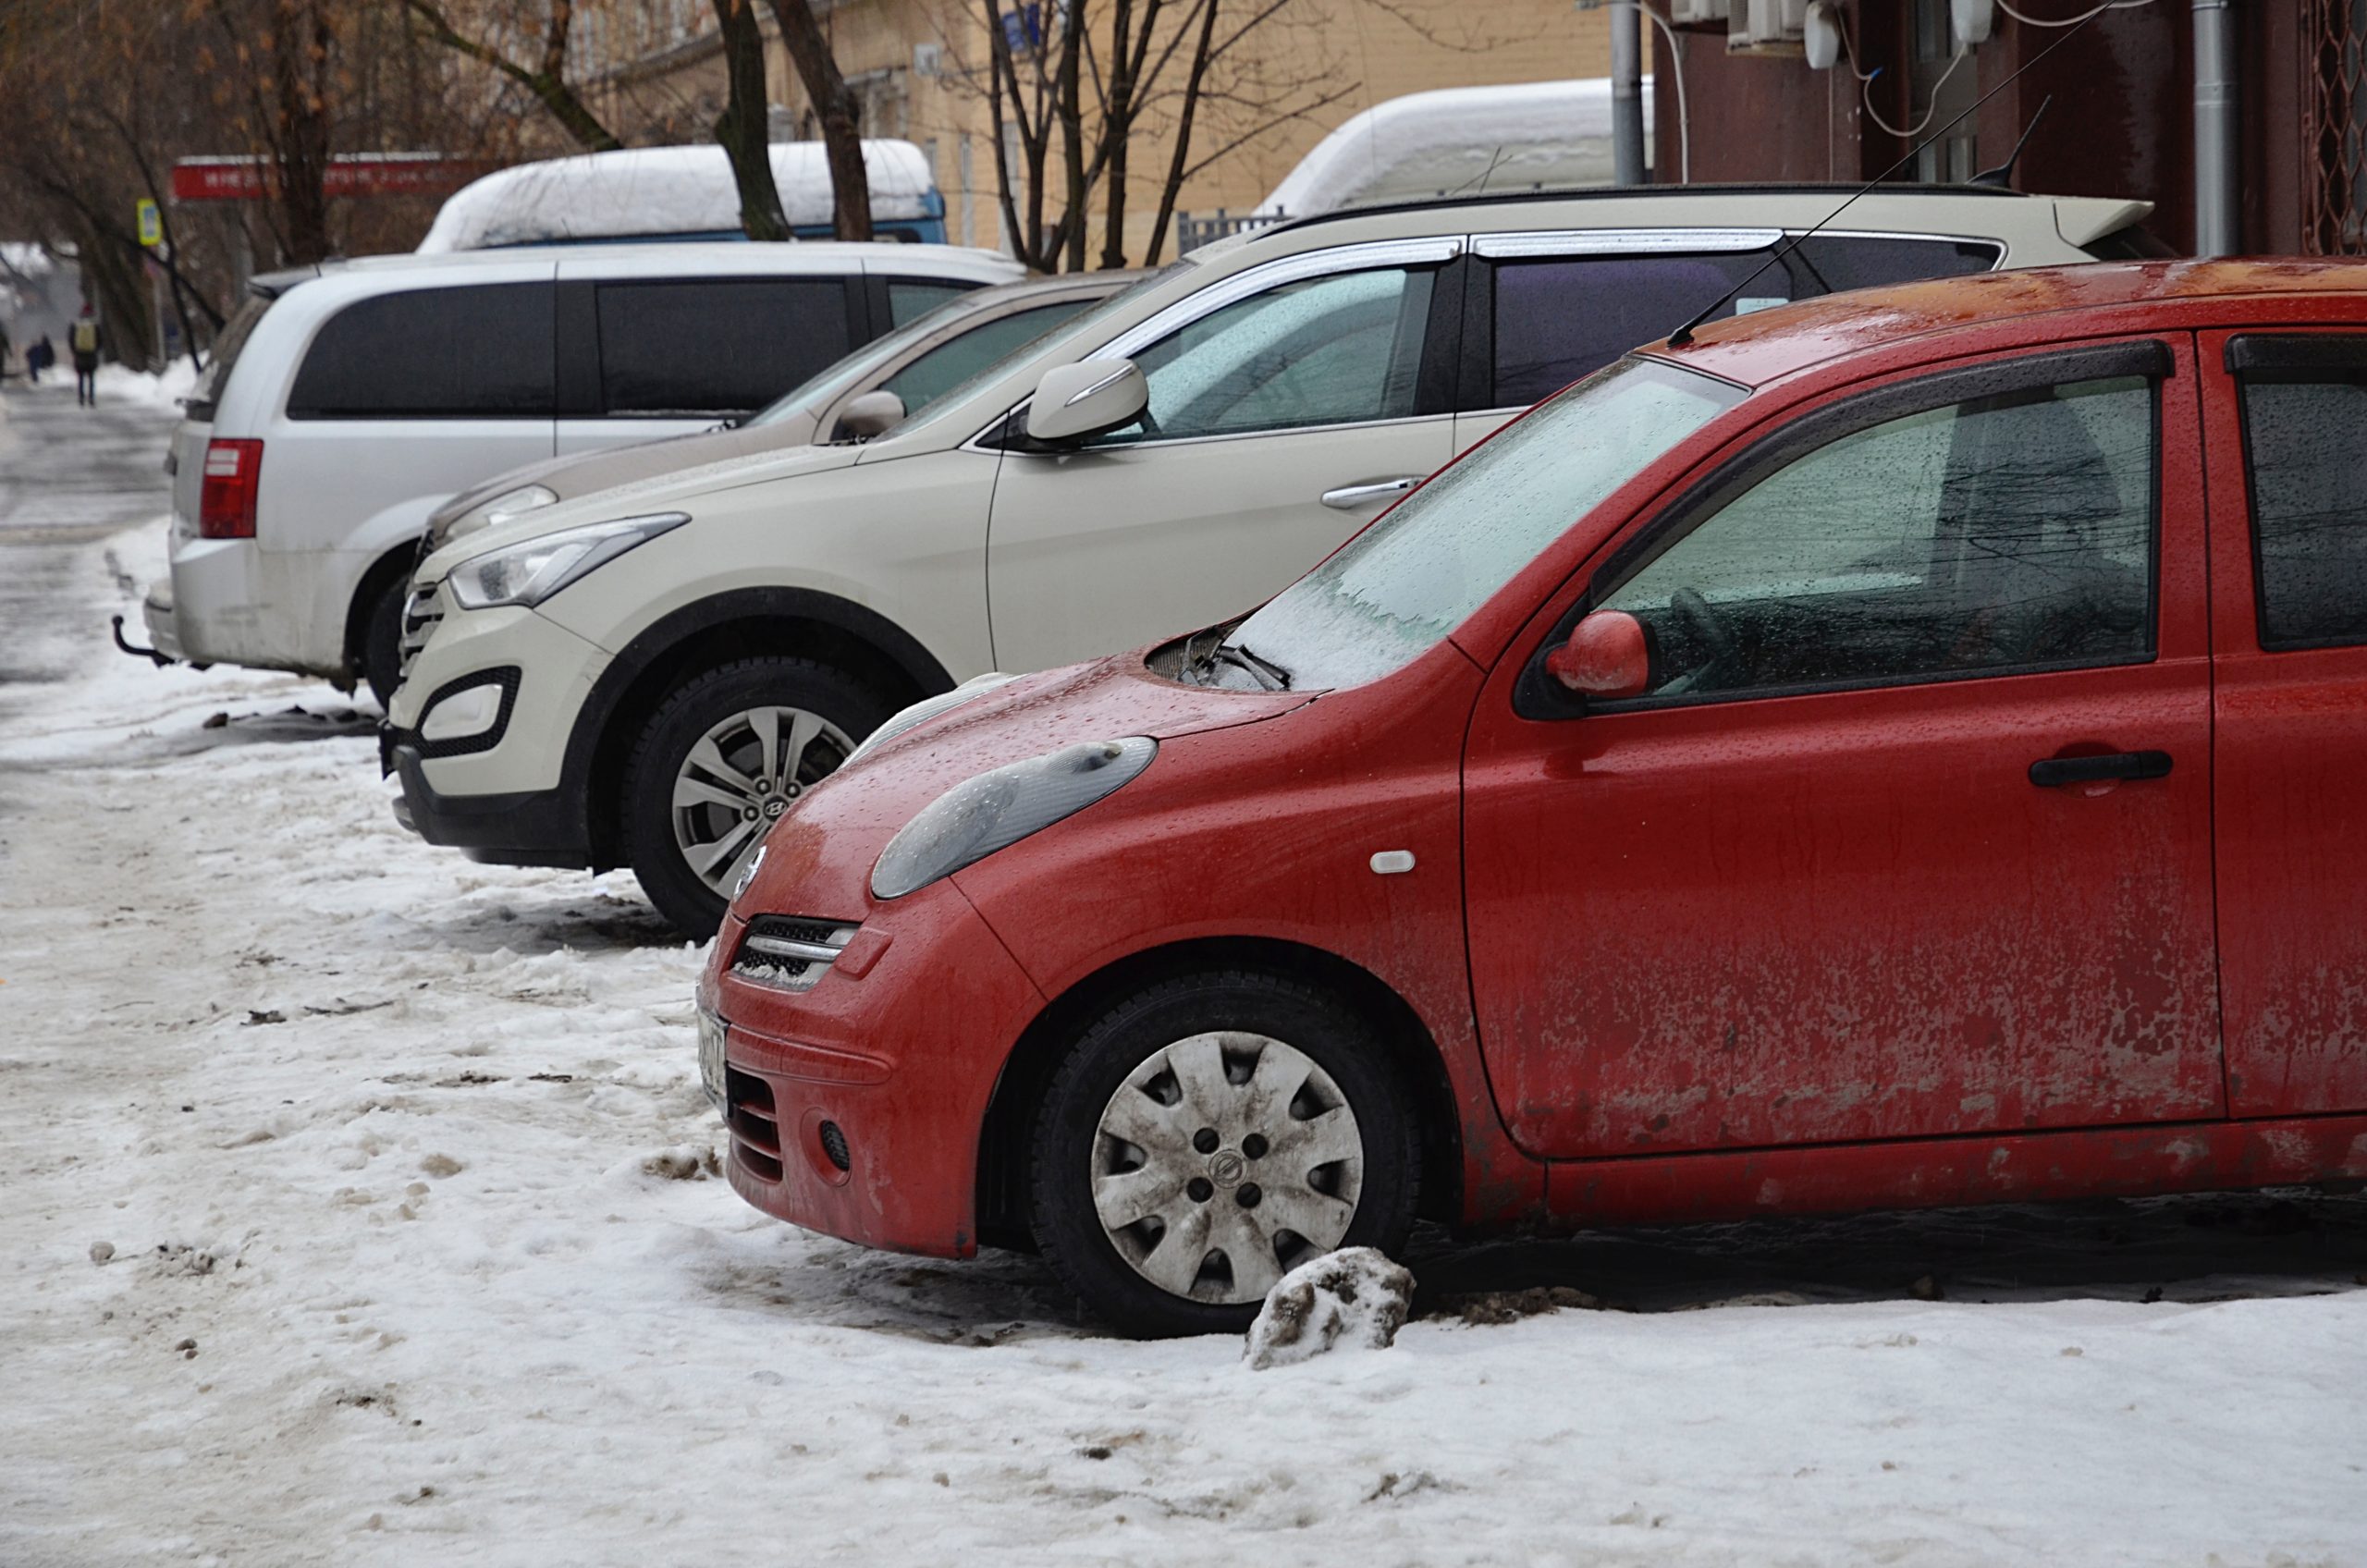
[[388, 742, 591, 867], [704, 886, 1048, 1257]]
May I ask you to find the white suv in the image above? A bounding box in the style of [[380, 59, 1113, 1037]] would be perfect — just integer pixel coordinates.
[[386, 185, 2153, 933], [140, 242, 1022, 703]]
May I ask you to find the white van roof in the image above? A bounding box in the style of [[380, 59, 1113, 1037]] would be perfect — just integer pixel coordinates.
[[418, 141, 939, 253], [1257, 78, 1655, 219]]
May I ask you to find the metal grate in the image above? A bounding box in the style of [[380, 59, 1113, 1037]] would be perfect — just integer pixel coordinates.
[[2303, 0, 2367, 253]]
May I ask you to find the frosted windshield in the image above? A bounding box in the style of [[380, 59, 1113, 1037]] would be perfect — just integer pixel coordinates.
[[1227, 357, 1745, 690]]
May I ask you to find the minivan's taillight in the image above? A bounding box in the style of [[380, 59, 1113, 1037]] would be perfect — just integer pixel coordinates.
[[198, 439, 263, 539]]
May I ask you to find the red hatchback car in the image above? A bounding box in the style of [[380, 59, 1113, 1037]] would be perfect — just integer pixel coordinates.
[[698, 260, 2367, 1336]]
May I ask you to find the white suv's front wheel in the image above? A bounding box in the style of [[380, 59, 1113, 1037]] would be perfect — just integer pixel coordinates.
[[621, 656, 897, 937]]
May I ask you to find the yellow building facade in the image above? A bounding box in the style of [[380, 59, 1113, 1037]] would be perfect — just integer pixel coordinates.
[[576, 0, 1621, 264]]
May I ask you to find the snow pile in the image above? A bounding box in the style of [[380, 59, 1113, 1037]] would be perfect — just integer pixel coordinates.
[[1257, 78, 1654, 218], [417, 141, 938, 252], [92, 357, 202, 412], [1245, 1247, 1416, 1369]]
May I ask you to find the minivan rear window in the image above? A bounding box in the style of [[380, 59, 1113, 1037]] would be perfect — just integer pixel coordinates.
[[595, 278, 851, 416], [183, 293, 276, 421], [288, 282, 555, 420]]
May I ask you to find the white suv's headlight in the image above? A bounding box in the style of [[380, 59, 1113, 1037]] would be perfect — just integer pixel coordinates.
[[483, 484, 559, 525], [445, 513, 687, 611], [871, 738, 1156, 900]]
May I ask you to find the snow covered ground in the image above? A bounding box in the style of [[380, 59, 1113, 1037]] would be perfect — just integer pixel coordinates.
[[4, 384, 2366, 1566]]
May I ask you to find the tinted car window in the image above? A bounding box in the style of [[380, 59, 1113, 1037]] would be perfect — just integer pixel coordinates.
[[2239, 374, 2367, 647], [1490, 237, 2002, 407], [1598, 375, 2156, 703], [889, 280, 972, 325], [595, 279, 851, 416], [878, 300, 1096, 417], [1097, 266, 1434, 446], [288, 282, 554, 419]]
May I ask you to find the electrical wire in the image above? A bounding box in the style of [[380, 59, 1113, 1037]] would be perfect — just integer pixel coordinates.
[[1833, 7, 1969, 142], [1997, 0, 2156, 27]]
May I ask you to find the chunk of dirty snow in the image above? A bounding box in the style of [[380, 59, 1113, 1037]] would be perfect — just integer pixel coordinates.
[[1244, 1247, 1414, 1370]]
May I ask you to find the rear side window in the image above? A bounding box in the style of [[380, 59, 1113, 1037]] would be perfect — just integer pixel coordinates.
[[888, 279, 972, 325], [2238, 372, 2367, 648], [1488, 237, 2001, 408], [595, 279, 852, 416], [185, 292, 276, 421], [288, 283, 554, 419]]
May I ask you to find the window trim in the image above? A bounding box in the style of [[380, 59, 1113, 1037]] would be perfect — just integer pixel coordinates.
[[1514, 337, 2176, 720], [2227, 333, 2367, 653]]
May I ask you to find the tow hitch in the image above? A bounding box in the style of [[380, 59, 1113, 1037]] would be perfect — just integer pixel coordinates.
[[111, 615, 207, 670]]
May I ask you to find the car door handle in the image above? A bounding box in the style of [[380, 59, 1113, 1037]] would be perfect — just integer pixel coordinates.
[[2028, 750, 2174, 788], [1320, 476, 1421, 509]]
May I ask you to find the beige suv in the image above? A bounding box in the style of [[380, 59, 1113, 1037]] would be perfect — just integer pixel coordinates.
[[386, 183, 2154, 933]]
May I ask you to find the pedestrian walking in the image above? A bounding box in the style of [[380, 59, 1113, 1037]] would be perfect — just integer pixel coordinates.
[[0, 320, 12, 382], [28, 334, 51, 384], [70, 305, 101, 406]]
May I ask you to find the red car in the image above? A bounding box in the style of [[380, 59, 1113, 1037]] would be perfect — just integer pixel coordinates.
[[698, 260, 2367, 1336]]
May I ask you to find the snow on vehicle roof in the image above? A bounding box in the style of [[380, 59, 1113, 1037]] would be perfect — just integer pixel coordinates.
[[418, 141, 938, 253], [1256, 78, 1654, 219]]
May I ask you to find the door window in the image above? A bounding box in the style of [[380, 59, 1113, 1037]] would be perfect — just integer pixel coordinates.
[[288, 282, 555, 419], [1490, 238, 2001, 407], [1093, 266, 1435, 445], [888, 279, 973, 325], [594, 279, 852, 416], [1596, 374, 2157, 702], [2237, 373, 2367, 648]]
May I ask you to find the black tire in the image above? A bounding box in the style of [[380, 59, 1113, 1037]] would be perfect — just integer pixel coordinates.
[[620, 655, 899, 938], [361, 576, 407, 712], [1029, 971, 1421, 1339]]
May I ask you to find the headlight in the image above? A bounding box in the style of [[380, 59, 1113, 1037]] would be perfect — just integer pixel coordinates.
[[871, 737, 1156, 900], [483, 484, 559, 525], [445, 512, 687, 611], [842, 671, 1020, 769]]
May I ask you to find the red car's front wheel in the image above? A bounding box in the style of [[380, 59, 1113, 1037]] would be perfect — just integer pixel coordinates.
[[1028, 971, 1421, 1338]]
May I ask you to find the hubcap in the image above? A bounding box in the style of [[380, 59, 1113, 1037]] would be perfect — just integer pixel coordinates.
[[1088, 1031, 1364, 1305], [669, 704, 853, 898]]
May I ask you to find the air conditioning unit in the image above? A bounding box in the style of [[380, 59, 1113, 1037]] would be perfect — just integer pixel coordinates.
[[1668, 0, 1731, 23], [1729, 0, 1808, 55]]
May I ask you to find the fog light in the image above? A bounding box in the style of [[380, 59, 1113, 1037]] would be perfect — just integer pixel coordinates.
[[818, 1121, 851, 1172], [419, 680, 503, 741]]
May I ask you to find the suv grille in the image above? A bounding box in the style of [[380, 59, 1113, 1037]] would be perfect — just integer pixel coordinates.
[[730, 917, 857, 992], [398, 580, 443, 683]]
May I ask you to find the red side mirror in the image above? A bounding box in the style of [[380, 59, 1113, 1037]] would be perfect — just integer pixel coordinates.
[[1545, 609, 1650, 699]]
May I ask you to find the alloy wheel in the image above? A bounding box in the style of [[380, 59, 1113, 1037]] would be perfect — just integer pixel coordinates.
[[668, 704, 853, 898]]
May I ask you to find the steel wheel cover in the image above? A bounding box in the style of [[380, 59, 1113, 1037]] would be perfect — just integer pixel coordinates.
[[1089, 1030, 1365, 1305], [669, 704, 853, 896]]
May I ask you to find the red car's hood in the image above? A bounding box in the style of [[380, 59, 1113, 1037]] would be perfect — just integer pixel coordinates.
[[732, 654, 1310, 918]]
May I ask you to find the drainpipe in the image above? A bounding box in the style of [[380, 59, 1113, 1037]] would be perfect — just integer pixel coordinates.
[[1613, 2, 1647, 186], [2193, 0, 2240, 256]]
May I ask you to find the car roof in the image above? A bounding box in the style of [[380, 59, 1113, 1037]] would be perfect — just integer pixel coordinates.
[[1647, 258, 2367, 386], [320, 240, 1013, 275]]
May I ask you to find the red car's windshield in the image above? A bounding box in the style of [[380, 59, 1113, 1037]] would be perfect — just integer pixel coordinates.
[[1221, 356, 1746, 691]]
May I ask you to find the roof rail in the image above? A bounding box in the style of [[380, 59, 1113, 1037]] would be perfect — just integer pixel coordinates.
[[1256, 180, 2032, 243]]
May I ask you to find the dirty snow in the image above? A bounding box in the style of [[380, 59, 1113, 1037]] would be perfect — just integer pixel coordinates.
[[1245, 1247, 1415, 1369], [5, 416, 2367, 1563]]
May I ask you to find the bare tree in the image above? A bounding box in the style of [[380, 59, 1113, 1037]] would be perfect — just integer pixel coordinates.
[[947, 0, 1356, 271], [768, 0, 872, 240], [400, 0, 625, 153], [710, 0, 791, 240]]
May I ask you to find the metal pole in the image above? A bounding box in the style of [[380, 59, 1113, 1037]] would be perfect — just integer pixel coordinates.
[[2193, 0, 2240, 256], [1612, 2, 1647, 186]]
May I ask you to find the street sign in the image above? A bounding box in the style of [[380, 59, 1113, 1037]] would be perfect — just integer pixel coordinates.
[[136, 198, 162, 247]]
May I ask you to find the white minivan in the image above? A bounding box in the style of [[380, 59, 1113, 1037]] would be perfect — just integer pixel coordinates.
[[387, 184, 2158, 933], [139, 242, 1022, 702]]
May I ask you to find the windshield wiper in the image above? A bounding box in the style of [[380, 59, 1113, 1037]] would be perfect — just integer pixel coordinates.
[[1208, 642, 1290, 691]]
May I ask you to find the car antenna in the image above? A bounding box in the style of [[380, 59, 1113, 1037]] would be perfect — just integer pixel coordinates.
[[1971, 94, 2053, 188], [1666, 12, 2103, 349]]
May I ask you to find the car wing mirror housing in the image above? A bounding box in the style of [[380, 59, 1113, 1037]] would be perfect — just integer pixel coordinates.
[[1024, 359, 1147, 446], [838, 388, 907, 441], [1545, 609, 1650, 700]]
